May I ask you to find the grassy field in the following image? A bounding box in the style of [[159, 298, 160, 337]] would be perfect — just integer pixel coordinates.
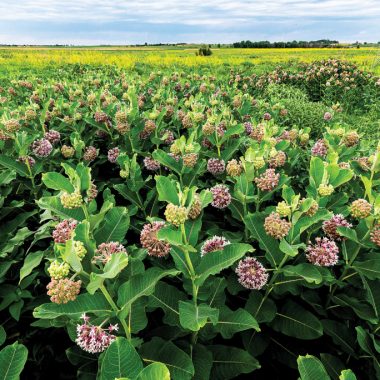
[[1, 46, 379, 74]]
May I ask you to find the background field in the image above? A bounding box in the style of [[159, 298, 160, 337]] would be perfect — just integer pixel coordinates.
[[1, 46, 380, 74]]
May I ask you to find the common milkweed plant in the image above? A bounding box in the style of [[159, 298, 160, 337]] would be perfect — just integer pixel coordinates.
[[0, 64, 379, 379]]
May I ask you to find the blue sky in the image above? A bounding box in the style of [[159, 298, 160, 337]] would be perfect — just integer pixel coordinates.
[[0, 0, 379, 45]]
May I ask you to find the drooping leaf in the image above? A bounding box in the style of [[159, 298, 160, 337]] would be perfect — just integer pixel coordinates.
[[209, 345, 260, 380], [117, 268, 180, 319], [94, 207, 130, 244], [33, 293, 111, 319], [179, 301, 219, 331], [100, 337, 143, 380], [0, 342, 28, 380], [135, 362, 170, 380], [195, 243, 253, 286], [297, 355, 330, 380], [140, 337, 194, 380], [271, 300, 323, 340]]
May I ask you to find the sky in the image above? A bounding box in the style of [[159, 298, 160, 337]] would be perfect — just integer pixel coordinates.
[[0, 0, 379, 45]]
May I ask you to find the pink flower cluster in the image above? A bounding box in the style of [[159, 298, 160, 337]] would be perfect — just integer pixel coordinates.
[[107, 147, 120, 163], [201, 236, 231, 257], [255, 169, 280, 191], [210, 184, 231, 209], [143, 156, 161, 171], [47, 278, 81, 304], [140, 221, 171, 257], [32, 138, 53, 158], [311, 139, 328, 158], [92, 241, 127, 264], [322, 214, 352, 240], [207, 158, 226, 175], [306, 237, 339, 266], [235, 257, 269, 290], [76, 314, 118, 354], [52, 219, 78, 243]]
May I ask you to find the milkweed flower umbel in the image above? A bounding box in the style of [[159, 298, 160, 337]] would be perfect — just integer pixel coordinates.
[[143, 157, 161, 171], [370, 224, 380, 247], [48, 260, 70, 279], [201, 236, 231, 257], [32, 138, 53, 158], [264, 212, 291, 239], [235, 257, 269, 290], [60, 191, 83, 209], [140, 221, 171, 257], [52, 219, 78, 243], [207, 158, 225, 175], [92, 242, 127, 264], [322, 214, 352, 240], [255, 169, 280, 191], [350, 199, 371, 219], [164, 204, 188, 226], [306, 237, 339, 266], [76, 314, 117, 354], [107, 147, 120, 163], [47, 278, 81, 304], [44, 130, 60, 144], [83, 146, 98, 162], [311, 139, 328, 158], [210, 184, 231, 209]]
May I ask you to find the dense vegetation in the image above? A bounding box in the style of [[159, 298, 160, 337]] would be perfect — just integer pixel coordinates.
[[0, 58, 379, 379], [232, 40, 339, 48]]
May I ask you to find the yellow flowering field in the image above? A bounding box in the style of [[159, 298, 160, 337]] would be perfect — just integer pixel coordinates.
[[0, 46, 379, 73]]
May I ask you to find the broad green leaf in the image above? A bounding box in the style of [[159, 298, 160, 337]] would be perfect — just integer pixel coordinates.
[[244, 213, 283, 266], [33, 293, 111, 319], [195, 243, 253, 286], [140, 337, 194, 380], [179, 301, 219, 331], [279, 239, 305, 257], [310, 156, 325, 188], [209, 345, 260, 380], [100, 337, 143, 380], [0, 342, 28, 380], [0, 170, 16, 185], [0, 326, 5, 346], [37, 196, 85, 221], [339, 369, 357, 380], [271, 300, 323, 340], [155, 175, 180, 205], [193, 344, 213, 380], [148, 282, 186, 326], [152, 150, 181, 174], [215, 307, 260, 338], [297, 355, 330, 380], [352, 259, 380, 280], [135, 363, 170, 380], [245, 292, 277, 323], [19, 251, 43, 284], [117, 268, 180, 318], [94, 207, 130, 244], [321, 320, 356, 355], [282, 263, 323, 284], [61, 239, 82, 273], [42, 172, 74, 192], [0, 155, 29, 177], [87, 252, 129, 294]]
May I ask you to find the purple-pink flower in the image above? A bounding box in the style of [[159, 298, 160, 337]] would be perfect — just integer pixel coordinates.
[[306, 237, 339, 266], [76, 314, 118, 353], [322, 214, 352, 240], [210, 184, 231, 209], [52, 219, 78, 243], [32, 138, 53, 158], [200, 236, 230, 257], [235, 257, 269, 290]]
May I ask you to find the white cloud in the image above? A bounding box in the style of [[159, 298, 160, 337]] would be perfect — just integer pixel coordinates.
[[0, 0, 379, 24]]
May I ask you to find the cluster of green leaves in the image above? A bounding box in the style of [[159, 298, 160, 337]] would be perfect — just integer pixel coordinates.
[[0, 61, 379, 379]]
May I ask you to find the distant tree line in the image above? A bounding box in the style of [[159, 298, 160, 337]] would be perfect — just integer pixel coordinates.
[[232, 40, 339, 48]]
